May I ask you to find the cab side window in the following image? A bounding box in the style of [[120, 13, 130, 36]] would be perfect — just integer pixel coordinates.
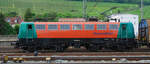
[[122, 24, 126, 30], [28, 24, 32, 30]]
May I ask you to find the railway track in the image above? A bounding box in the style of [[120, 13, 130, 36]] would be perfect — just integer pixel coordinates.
[[3, 55, 150, 61], [1, 47, 150, 53], [2, 47, 150, 53], [3, 63, 149, 64], [1, 38, 150, 64], [1, 55, 150, 64], [2, 52, 150, 56], [1, 41, 150, 64], [1, 41, 150, 53], [1, 52, 150, 60]]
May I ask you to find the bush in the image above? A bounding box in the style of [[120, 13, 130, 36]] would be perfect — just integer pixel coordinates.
[[6, 12, 18, 17], [0, 13, 16, 35], [34, 11, 58, 22], [24, 8, 35, 21], [14, 24, 20, 34], [43, 11, 57, 21]]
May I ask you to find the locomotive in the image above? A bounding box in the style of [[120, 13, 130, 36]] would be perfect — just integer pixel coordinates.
[[15, 20, 149, 52]]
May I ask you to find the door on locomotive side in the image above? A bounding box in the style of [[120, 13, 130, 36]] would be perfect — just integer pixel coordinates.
[[18, 22, 37, 41], [120, 24, 127, 39], [118, 23, 135, 39], [25, 23, 37, 39]]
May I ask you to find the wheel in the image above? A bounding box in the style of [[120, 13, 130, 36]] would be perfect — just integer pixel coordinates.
[[55, 46, 64, 52], [26, 46, 37, 52], [86, 45, 99, 52], [115, 46, 131, 52], [22, 47, 28, 50]]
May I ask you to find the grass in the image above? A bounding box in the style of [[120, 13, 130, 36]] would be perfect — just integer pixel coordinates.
[[0, 0, 149, 19]]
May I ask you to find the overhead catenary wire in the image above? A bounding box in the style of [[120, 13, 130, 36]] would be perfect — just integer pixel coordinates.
[[140, 0, 144, 19], [83, 0, 87, 21]]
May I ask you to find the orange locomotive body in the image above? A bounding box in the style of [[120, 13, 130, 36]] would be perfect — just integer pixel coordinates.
[[17, 21, 137, 52], [35, 22, 119, 38]]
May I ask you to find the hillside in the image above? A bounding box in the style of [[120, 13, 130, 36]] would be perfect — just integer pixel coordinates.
[[0, 0, 149, 19]]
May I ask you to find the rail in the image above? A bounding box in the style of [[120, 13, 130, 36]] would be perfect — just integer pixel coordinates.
[[4, 55, 150, 58], [3, 63, 149, 64], [1, 55, 150, 64], [0, 35, 17, 41], [0, 55, 150, 61], [0, 35, 17, 37]]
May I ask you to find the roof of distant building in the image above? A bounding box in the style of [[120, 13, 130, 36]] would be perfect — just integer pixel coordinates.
[[5, 16, 24, 25]]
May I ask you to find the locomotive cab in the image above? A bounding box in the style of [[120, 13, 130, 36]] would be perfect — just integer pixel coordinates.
[[117, 23, 135, 39], [17, 22, 37, 51], [18, 22, 37, 39]]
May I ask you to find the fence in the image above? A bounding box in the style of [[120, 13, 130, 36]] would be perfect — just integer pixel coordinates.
[[0, 35, 17, 41]]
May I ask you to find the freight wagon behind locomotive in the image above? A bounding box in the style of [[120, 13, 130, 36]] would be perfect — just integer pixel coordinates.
[[15, 21, 147, 52]]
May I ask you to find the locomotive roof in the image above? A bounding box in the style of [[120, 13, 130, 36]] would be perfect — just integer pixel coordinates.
[[21, 22, 133, 25], [33, 22, 120, 24]]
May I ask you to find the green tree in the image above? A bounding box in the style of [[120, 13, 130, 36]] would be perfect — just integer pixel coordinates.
[[43, 11, 57, 21], [97, 14, 106, 21], [0, 13, 16, 35], [24, 8, 34, 21], [6, 12, 18, 17], [14, 24, 20, 34]]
